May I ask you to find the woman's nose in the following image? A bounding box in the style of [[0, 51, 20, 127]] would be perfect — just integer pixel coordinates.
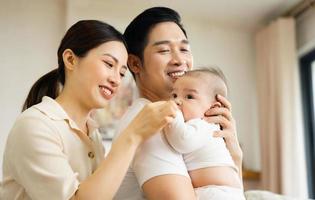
[[108, 73, 121, 87]]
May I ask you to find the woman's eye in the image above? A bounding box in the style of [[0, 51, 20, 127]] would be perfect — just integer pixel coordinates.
[[120, 73, 125, 78], [103, 61, 113, 68]]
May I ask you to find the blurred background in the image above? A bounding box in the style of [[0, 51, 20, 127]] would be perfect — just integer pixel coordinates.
[[1, 0, 315, 198]]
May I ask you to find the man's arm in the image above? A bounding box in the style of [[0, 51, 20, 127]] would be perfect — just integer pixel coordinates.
[[204, 94, 243, 179]]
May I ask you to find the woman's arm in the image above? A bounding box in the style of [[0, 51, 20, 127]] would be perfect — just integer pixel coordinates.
[[204, 95, 243, 178], [73, 101, 178, 200]]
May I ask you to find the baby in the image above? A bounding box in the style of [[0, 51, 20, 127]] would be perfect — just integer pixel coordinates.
[[164, 68, 245, 200]]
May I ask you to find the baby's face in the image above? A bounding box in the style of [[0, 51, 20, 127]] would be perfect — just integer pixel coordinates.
[[171, 76, 213, 121]]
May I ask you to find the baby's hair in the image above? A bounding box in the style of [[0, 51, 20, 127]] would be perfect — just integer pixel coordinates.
[[185, 67, 228, 97], [186, 67, 228, 86]]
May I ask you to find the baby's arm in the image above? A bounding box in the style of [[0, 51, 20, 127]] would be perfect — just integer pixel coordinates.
[[164, 111, 219, 154]]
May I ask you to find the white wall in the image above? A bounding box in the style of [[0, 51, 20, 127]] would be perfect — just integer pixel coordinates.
[[0, 0, 66, 179], [66, 1, 260, 171], [296, 8, 315, 56]]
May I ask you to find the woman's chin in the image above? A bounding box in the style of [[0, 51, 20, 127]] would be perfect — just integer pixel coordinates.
[[94, 96, 111, 108]]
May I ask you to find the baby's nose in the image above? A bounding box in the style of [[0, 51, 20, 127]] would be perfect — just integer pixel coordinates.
[[175, 99, 182, 106]]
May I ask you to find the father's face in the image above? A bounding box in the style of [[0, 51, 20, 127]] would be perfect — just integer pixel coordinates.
[[138, 22, 193, 101]]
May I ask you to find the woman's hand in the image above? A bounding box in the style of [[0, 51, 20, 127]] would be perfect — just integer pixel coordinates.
[[126, 100, 178, 145], [203, 95, 243, 175], [75, 101, 178, 200]]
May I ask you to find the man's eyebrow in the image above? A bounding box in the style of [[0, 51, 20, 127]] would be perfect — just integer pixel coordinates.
[[152, 40, 170, 46], [181, 39, 189, 44], [152, 39, 189, 46]]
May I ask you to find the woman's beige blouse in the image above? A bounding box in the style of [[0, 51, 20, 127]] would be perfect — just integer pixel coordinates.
[[2, 96, 105, 200]]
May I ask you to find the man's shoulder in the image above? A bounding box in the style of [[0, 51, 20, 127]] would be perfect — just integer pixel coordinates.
[[114, 98, 151, 139], [122, 98, 151, 119]]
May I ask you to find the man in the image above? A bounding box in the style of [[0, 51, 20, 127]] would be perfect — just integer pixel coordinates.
[[114, 7, 243, 200]]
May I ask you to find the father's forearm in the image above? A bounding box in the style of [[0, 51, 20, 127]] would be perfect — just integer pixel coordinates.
[[225, 139, 243, 179]]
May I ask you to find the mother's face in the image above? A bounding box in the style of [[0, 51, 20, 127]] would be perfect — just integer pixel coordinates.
[[137, 22, 193, 101], [68, 41, 128, 109]]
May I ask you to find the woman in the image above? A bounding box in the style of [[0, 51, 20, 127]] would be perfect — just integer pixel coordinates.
[[114, 7, 243, 199], [2, 20, 177, 200]]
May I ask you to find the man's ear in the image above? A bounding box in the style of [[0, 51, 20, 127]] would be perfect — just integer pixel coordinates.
[[128, 54, 142, 75], [62, 49, 77, 71]]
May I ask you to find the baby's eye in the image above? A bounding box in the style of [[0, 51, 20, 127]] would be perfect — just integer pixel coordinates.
[[120, 73, 125, 78], [171, 93, 177, 99], [186, 94, 194, 99]]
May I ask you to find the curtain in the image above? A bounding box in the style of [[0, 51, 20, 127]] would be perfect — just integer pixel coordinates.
[[255, 18, 308, 198]]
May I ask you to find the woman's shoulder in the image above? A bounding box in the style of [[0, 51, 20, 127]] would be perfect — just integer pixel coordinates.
[[9, 104, 59, 143], [17, 105, 55, 127], [15, 96, 67, 130], [5, 106, 61, 158]]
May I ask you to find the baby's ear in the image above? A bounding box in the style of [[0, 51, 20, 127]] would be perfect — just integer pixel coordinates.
[[127, 54, 142, 74]]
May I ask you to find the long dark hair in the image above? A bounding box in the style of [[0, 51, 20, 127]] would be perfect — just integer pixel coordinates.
[[22, 20, 126, 111]]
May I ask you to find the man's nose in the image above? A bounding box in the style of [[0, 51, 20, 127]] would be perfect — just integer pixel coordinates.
[[170, 51, 185, 66]]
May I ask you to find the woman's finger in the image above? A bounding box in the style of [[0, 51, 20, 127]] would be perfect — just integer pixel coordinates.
[[164, 116, 175, 124], [160, 101, 178, 117], [150, 101, 178, 128]]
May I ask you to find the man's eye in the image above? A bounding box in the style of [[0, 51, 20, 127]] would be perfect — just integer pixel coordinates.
[[181, 48, 189, 52], [158, 49, 170, 53]]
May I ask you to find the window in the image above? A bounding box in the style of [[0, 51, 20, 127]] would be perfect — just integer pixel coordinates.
[[300, 49, 315, 198]]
